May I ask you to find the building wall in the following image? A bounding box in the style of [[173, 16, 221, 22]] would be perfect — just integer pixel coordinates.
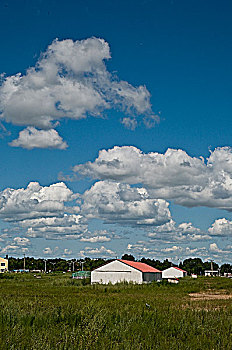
[[0, 257, 8, 273], [162, 267, 185, 279], [91, 260, 142, 284], [143, 272, 162, 282]]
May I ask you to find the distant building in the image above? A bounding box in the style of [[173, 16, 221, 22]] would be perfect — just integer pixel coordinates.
[[0, 257, 8, 273], [162, 267, 187, 279], [91, 259, 162, 284], [204, 270, 220, 277]]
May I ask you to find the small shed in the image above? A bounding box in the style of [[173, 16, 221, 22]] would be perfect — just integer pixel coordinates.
[[162, 266, 187, 279], [72, 271, 91, 279], [91, 259, 162, 284]]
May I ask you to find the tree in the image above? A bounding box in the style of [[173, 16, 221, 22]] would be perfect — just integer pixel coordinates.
[[121, 254, 135, 261], [220, 264, 232, 275], [181, 258, 205, 275]]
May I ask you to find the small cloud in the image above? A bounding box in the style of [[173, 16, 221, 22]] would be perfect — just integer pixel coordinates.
[[9, 127, 68, 150], [62, 248, 72, 257], [80, 245, 115, 257], [80, 235, 111, 243], [121, 117, 137, 130], [43, 246, 59, 256]]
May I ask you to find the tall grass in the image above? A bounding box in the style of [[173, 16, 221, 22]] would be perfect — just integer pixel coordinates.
[[0, 274, 231, 349]]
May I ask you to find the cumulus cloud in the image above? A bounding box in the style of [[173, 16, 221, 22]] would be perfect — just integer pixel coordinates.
[[0, 182, 88, 241], [81, 180, 171, 226], [1, 244, 29, 254], [0, 181, 75, 222], [73, 146, 232, 210], [148, 220, 211, 242], [80, 245, 115, 257], [22, 214, 87, 239], [9, 127, 67, 150], [0, 38, 155, 148], [209, 243, 223, 253], [0, 235, 31, 255], [208, 218, 232, 236], [127, 242, 150, 254]]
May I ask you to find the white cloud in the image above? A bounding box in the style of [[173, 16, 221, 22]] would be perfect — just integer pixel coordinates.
[[43, 247, 53, 255], [73, 146, 232, 210], [0, 38, 155, 148], [127, 242, 149, 254], [62, 248, 73, 256], [13, 237, 30, 246], [121, 117, 137, 130], [0, 182, 87, 241], [80, 235, 111, 243], [0, 181, 75, 221], [209, 243, 231, 254], [209, 243, 223, 253], [80, 245, 115, 257], [125, 239, 232, 262], [81, 180, 171, 226], [148, 220, 211, 242], [22, 214, 87, 239], [208, 218, 232, 236], [9, 127, 68, 150], [162, 245, 183, 253], [1, 244, 29, 254], [43, 246, 59, 256]]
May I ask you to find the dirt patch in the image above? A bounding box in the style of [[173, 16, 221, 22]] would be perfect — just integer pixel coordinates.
[[189, 292, 232, 300]]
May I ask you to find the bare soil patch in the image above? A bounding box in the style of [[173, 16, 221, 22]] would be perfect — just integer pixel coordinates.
[[189, 292, 232, 300]]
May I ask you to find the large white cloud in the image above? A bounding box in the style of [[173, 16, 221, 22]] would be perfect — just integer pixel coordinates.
[[0, 182, 88, 241], [0, 181, 75, 221], [9, 127, 67, 150], [81, 180, 171, 226], [0, 38, 156, 148], [208, 218, 232, 236], [22, 214, 87, 239], [72, 146, 232, 210]]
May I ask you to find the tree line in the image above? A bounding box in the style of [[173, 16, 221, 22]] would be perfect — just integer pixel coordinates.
[[6, 255, 232, 275]]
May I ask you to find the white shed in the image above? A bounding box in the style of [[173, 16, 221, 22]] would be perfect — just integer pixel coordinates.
[[91, 259, 162, 284], [162, 266, 187, 279]]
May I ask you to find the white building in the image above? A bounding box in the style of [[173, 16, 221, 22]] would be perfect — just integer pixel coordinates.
[[204, 270, 220, 277], [0, 257, 8, 273], [91, 259, 162, 284], [162, 266, 187, 279]]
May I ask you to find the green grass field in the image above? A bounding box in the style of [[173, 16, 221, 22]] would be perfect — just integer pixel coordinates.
[[0, 274, 231, 349]]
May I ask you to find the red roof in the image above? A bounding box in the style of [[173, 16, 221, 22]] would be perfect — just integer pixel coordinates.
[[118, 259, 161, 273], [173, 267, 187, 273]]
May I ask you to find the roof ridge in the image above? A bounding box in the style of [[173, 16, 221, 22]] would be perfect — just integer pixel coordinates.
[[118, 259, 161, 273]]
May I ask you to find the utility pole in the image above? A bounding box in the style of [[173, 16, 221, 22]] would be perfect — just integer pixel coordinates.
[[81, 261, 84, 271], [44, 259, 47, 273], [23, 253, 26, 271], [210, 260, 213, 271], [72, 260, 75, 272]]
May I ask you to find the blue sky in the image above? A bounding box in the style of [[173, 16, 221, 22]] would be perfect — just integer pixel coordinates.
[[0, 0, 232, 263]]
